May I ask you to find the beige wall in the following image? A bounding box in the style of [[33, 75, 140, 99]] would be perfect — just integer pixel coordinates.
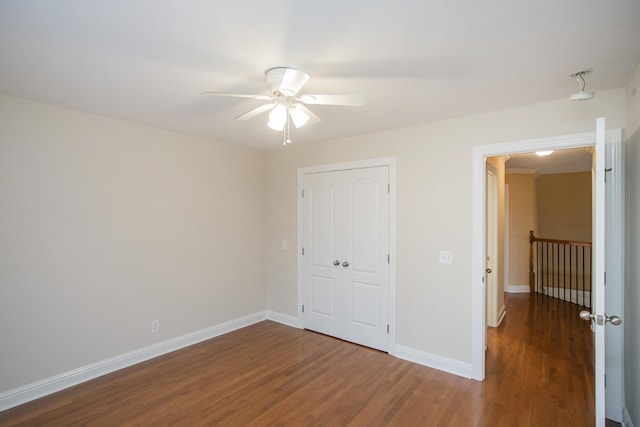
[[505, 172, 537, 286], [266, 88, 626, 363], [624, 63, 640, 427], [536, 172, 592, 241], [0, 95, 267, 392]]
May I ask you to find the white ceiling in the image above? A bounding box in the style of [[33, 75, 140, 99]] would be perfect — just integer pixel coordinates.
[[1, 1, 639, 150], [505, 148, 593, 174]]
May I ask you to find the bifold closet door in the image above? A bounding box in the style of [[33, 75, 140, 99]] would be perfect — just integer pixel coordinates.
[[303, 166, 389, 351]]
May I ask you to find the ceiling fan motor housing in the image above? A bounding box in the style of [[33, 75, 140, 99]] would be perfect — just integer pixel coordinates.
[[265, 67, 310, 96]]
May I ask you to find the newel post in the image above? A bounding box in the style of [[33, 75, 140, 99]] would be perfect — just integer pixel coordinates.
[[529, 230, 535, 294]]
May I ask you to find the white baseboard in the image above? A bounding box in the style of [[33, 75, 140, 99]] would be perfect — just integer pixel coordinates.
[[0, 310, 475, 412], [497, 305, 506, 326], [0, 311, 268, 412], [623, 405, 635, 427], [394, 345, 472, 379], [265, 311, 298, 328], [505, 285, 530, 293]]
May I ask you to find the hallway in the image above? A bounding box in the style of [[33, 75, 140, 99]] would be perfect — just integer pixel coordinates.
[[483, 292, 595, 425]]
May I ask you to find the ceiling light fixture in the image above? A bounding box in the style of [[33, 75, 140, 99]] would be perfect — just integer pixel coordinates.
[[267, 103, 287, 131], [267, 101, 310, 145], [569, 69, 595, 101], [536, 150, 554, 157]]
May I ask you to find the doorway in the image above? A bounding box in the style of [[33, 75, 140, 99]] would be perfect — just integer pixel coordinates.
[[472, 130, 624, 422]]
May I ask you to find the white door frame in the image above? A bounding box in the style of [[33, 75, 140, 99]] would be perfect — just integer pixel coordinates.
[[471, 129, 622, 380], [297, 157, 397, 355]]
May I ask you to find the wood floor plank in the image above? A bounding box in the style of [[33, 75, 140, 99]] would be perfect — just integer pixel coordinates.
[[0, 293, 597, 426]]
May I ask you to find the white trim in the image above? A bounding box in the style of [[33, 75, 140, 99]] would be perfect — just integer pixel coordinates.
[[471, 129, 621, 381], [297, 157, 397, 355], [505, 285, 530, 293], [622, 405, 634, 427], [0, 311, 267, 412], [496, 305, 506, 327], [505, 168, 539, 175], [265, 310, 298, 328], [394, 345, 472, 379], [504, 183, 510, 297]]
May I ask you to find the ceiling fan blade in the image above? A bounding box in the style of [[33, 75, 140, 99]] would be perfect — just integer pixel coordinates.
[[234, 103, 275, 121], [299, 94, 365, 106], [279, 68, 311, 96], [202, 91, 273, 101], [295, 104, 321, 126]]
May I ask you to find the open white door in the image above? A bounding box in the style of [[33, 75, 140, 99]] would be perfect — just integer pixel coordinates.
[[486, 168, 499, 328], [591, 117, 607, 426]]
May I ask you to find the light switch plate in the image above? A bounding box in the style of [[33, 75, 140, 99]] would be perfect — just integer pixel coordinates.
[[439, 250, 453, 264]]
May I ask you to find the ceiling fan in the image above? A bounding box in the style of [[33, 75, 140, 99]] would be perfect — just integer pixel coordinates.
[[204, 67, 364, 144]]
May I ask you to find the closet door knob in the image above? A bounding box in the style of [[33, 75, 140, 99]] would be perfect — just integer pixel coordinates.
[[333, 260, 340, 266], [342, 261, 349, 267]]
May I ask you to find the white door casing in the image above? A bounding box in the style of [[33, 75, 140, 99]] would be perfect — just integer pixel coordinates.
[[297, 157, 396, 354]]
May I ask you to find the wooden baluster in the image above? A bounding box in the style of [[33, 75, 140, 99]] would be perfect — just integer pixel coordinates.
[[529, 230, 535, 294]]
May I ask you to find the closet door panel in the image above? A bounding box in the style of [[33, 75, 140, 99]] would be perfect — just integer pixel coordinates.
[[341, 167, 389, 351], [302, 172, 342, 337]]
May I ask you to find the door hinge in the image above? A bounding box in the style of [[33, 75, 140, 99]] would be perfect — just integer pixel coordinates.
[[387, 324, 389, 334], [387, 254, 390, 264], [302, 189, 305, 197], [604, 271, 606, 285], [302, 304, 305, 313], [388, 184, 390, 194], [605, 167, 612, 183], [302, 247, 304, 255]]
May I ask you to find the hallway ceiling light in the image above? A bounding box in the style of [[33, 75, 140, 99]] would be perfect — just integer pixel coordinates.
[[535, 150, 554, 156], [569, 69, 595, 101]]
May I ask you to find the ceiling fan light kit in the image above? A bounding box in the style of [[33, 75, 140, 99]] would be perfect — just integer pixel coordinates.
[[569, 69, 595, 101], [204, 67, 364, 146]]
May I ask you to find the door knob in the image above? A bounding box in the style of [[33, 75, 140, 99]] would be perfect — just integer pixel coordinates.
[[579, 310, 594, 321], [486, 268, 492, 274], [580, 310, 622, 326], [333, 260, 340, 266], [606, 314, 622, 326], [342, 261, 349, 267]]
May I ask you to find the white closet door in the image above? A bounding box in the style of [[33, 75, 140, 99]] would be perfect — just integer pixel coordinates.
[[303, 166, 389, 352], [302, 172, 342, 337], [341, 167, 389, 351]]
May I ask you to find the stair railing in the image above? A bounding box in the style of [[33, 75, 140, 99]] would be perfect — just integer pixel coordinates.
[[529, 230, 592, 308]]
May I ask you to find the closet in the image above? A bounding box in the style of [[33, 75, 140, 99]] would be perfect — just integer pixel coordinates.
[[302, 166, 390, 351]]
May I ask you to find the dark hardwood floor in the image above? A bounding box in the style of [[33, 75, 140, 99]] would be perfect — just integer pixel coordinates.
[[0, 293, 597, 426]]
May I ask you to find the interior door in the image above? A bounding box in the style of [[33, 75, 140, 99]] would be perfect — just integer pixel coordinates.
[[302, 172, 342, 337], [302, 166, 390, 352], [341, 167, 390, 351], [592, 117, 607, 426], [604, 137, 624, 422], [590, 118, 624, 425], [486, 168, 498, 328]]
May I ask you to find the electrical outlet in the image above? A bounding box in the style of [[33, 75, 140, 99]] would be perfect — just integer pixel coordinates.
[[151, 320, 160, 333]]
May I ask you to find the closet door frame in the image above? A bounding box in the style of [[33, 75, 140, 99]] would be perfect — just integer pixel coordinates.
[[297, 157, 397, 355]]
